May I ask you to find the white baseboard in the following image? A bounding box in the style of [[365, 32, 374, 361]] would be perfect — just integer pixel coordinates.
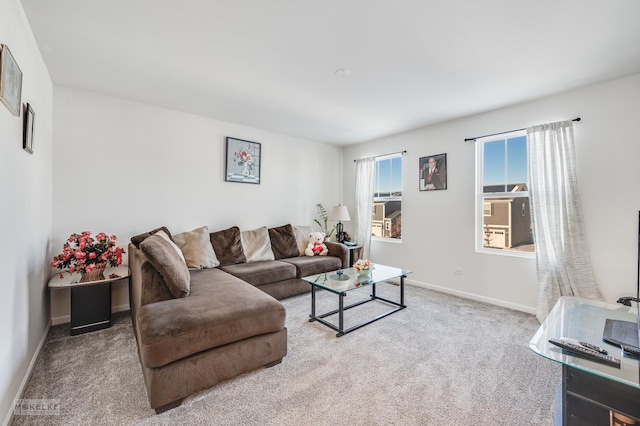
[[113, 303, 130, 314], [406, 279, 536, 315], [51, 314, 69, 326], [51, 303, 130, 326], [3, 320, 51, 426]]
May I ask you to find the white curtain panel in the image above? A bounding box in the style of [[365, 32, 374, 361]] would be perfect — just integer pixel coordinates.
[[527, 120, 603, 322], [354, 157, 375, 260]]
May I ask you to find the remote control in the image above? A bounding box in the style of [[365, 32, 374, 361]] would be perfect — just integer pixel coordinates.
[[549, 337, 621, 368], [577, 340, 608, 355], [621, 344, 640, 356], [554, 337, 608, 354]]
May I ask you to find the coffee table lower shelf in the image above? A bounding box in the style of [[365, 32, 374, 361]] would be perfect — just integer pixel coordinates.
[[308, 274, 407, 337]]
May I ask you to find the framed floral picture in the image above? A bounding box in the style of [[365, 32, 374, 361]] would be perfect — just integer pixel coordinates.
[[225, 137, 261, 184], [0, 44, 23, 117], [419, 153, 447, 191], [23, 103, 34, 154]]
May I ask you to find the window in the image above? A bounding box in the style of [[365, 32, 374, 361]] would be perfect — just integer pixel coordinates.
[[373, 154, 402, 240], [483, 202, 493, 216], [476, 131, 534, 254]]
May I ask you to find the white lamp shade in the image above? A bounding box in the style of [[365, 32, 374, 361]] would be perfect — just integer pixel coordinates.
[[329, 205, 351, 222]]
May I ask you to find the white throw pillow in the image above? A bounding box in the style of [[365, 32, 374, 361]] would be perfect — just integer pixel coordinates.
[[241, 226, 275, 262], [173, 226, 220, 269], [292, 225, 312, 256]]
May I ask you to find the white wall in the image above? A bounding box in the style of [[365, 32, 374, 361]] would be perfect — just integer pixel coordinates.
[[344, 73, 640, 312], [51, 86, 343, 322], [0, 0, 53, 423]]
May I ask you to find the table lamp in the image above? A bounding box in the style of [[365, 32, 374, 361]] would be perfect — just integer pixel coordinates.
[[329, 205, 351, 243]]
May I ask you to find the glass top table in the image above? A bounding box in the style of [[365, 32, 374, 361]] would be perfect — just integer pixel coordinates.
[[302, 264, 411, 336], [530, 296, 639, 389], [530, 296, 640, 424]]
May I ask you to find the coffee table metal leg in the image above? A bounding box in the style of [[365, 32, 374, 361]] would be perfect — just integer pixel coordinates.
[[309, 284, 316, 321], [337, 293, 345, 337], [400, 275, 406, 307]]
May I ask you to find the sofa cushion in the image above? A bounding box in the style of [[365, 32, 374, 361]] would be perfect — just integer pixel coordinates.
[[136, 268, 286, 368], [220, 260, 297, 286], [292, 225, 312, 256], [131, 226, 175, 248], [209, 226, 246, 266], [140, 234, 191, 298], [173, 226, 220, 269], [280, 255, 343, 278], [241, 226, 275, 262], [268, 224, 299, 259]]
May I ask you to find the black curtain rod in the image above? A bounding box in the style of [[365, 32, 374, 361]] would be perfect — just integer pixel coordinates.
[[464, 118, 581, 142], [354, 150, 406, 162]]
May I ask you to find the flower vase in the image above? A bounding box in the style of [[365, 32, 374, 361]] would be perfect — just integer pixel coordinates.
[[356, 269, 371, 282], [80, 265, 106, 283]]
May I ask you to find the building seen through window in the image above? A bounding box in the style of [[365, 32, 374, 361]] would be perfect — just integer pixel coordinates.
[[373, 154, 402, 239], [478, 133, 534, 253]]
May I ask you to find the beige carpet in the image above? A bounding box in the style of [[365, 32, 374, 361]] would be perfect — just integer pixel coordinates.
[[12, 284, 560, 425]]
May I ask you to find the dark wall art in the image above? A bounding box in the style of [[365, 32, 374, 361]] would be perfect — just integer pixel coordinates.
[[419, 153, 447, 191]]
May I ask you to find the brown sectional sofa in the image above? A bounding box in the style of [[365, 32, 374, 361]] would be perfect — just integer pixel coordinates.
[[129, 224, 348, 413]]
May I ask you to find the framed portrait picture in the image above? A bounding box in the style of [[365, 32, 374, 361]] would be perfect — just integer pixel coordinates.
[[23, 103, 34, 154], [419, 153, 447, 191], [225, 137, 261, 184], [0, 45, 23, 117]]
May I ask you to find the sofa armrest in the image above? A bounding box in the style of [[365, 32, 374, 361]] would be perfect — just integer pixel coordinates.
[[325, 241, 349, 269]]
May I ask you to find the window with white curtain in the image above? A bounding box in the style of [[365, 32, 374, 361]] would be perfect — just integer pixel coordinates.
[[372, 154, 402, 240], [476, 131, 534, 255]]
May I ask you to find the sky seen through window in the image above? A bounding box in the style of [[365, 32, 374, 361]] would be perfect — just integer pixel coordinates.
[[483, 136, 528, 188]]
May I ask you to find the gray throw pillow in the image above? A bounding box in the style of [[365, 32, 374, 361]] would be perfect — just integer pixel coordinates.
[[209, 226, 246, 266], [139, 234, 190, 298], [131, 226, 175, 248], [268, 224, 299, 259]]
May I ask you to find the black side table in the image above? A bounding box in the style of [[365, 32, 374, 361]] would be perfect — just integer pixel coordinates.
[[48, 266, 130, 335]]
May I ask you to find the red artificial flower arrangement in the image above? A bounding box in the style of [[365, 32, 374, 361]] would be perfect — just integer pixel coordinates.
[[50, 231, 124, 278]]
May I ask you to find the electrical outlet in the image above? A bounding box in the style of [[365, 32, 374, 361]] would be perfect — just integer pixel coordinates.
[[454, 267, 463, 275]]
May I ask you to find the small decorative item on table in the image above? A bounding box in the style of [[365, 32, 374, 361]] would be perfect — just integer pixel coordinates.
[[329, 270, 352, 291], [353, 259, 375, 285], [50, 231, 125, 283]]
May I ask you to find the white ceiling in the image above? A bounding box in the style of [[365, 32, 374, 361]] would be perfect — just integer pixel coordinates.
[[19, 0, 640, 146]]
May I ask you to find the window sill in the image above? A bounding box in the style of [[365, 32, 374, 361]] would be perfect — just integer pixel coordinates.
[[476, 247, 535, 259], [371, 237, 402, 244]]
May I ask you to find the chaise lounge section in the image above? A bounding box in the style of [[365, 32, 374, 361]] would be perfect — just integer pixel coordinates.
[[129, 224, 348, 413]]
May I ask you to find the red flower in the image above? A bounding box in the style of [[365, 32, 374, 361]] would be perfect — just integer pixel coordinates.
[[51, 231, 125, 277]]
